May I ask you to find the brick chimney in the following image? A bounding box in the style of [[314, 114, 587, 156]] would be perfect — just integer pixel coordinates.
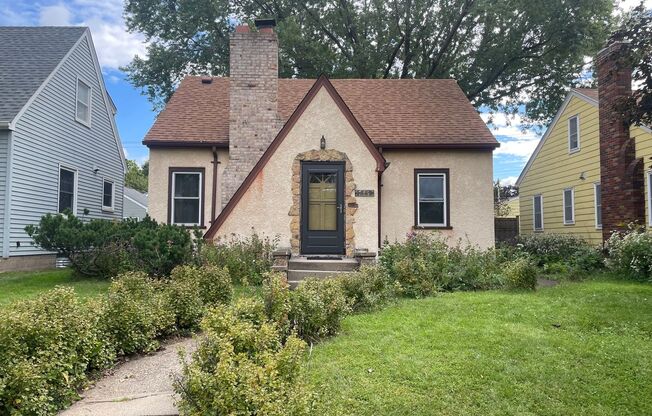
[[222, 18, 282, 207], [598, 41, 645, 240]]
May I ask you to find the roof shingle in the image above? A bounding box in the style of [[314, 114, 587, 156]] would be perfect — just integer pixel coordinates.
[[144, 76, 498, 148], [0, 27, 86, 123]]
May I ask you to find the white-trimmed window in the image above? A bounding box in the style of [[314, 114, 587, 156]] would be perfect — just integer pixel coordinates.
[[594, 183, 602, 229], [648, 172, 652, 226], [533, 194, 543, 231], [76, 78, 92, 126], [415, 170, 448, 227], [102, 179, 115, 211], [568, 115, 580, 152], [58, 166, 77, 214], [563, 188, 575, 225], [170, 169, 203, 226]]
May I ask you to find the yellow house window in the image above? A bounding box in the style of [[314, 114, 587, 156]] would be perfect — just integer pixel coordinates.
[[533, 194, 543, 231], [594, 183, 602, 229], [568, 115, 580, 153], [563, 188, 575, 225]]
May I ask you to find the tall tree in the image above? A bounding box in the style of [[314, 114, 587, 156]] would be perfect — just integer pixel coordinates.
[[609, 3, 652, 127], [125, 159, 149, 193], [123, 0, 614, 122]]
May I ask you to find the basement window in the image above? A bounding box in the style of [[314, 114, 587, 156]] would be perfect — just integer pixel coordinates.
[[170, 168, 204, 226], [563, 188, 575, 225], [568, 115, 580, 153]]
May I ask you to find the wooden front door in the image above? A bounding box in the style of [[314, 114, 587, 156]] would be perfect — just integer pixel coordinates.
[[300, 161, 345, 255]]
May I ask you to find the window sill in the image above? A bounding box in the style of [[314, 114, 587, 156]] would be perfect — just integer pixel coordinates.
[[568, 148, 580, 155], [413, 225, 453, 230], [75, 117, 91, 129], [172, 224, 206, 230], [563, 222, 575, 226], [102, 207, 114, 213], [533, 229, 544, 233]]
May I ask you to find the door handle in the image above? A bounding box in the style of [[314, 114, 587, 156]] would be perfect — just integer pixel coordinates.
[[337, 204, 344, 214]]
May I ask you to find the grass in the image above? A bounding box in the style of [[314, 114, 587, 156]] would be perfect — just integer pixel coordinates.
[[305, 278, 652, 415], [0, 268, 109, 306]]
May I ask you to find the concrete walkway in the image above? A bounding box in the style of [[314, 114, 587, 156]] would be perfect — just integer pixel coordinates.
[[61, 337, 197, 416]]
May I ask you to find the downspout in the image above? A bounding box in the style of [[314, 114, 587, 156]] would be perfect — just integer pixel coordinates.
[[377, 147, 384, 251], [3, 130, 14, 258], [210, 146, 219, 224]]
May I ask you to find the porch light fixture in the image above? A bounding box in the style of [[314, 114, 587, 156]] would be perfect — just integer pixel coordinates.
[[320, 135, 326, 150], [579, 172, 586, 181]]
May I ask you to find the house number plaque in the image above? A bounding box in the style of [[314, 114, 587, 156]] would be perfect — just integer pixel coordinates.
[[355, 190, 375, 197]]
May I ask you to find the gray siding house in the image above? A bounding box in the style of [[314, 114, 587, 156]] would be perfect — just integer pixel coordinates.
[[124, 187, 148, 219], [0, 27, 125, 271]]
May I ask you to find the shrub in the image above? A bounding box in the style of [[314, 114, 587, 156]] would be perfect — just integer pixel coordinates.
[[0, 288, 114, 415], [101, 272, 175, 355], [515, 233, 596, 268], [338, 265, 396, 312], [606, 227, 652, 280], [201, 232, 277, 285], [262, 272, 292, 335], [170, 265, 232, 307], [290, 278, 351, 342], [25, 214, 193, 279], [503, 257, 538, 290], [165, 272, 204, 332], [175, 300, 311, 415]]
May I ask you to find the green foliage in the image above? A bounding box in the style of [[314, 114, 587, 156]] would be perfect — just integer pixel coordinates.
[[0, 288, 114, 415], [170, 264, 233, 307], [175, 299, 312, 415], [25, 213, 193, 278], [338, 265, 396, 312], [290, 278, 351, 342], [606, 227, 652, 281], [515, 233, 600, 268], [165, 271, 204, 332], [125, 159, 148, 193], [201, 232, 277, 285], [380, 234, 505, 297], [123, 0, 613, 123], [503, 257, 538, 290], [101, 272, 175, 355], [262, 272, 292, 336]]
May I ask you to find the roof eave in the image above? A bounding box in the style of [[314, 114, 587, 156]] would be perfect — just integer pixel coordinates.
[[144, 140, 229, 148], [378, 142, 499, 150]]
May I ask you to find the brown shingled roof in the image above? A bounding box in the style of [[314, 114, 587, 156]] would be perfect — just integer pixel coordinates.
[[143, 76, 498, 148], [571, 88, 598, 101]]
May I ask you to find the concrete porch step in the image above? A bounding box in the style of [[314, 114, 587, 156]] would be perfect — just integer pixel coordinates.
[[288, 257, 359, 272]]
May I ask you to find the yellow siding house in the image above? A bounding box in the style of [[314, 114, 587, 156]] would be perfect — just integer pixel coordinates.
[[516, 88, 652, 245]]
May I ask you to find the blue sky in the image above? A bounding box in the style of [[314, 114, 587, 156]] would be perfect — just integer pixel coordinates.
[[1, 0, 646, 185]]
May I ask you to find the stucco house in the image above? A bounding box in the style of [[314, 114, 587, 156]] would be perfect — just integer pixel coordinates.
[[144, 19, 498, 269], [0, 27, 126, 271], [516, 42, 652, 244]]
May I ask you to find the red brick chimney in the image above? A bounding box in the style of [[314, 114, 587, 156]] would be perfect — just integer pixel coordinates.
[[598, 41, 645, 240], [222, 18, 282, 207]]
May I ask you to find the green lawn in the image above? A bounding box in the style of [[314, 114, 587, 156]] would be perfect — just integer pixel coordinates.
[[305, 279, 652, 415], [0, 269, 109, 306]]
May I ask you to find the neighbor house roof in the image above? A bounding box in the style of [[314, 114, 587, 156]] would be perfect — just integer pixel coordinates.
[[0, 27, 87, 124], [571, 88, 598, 102], [124, 187, 148, 208], [144, 76, 498, 149]]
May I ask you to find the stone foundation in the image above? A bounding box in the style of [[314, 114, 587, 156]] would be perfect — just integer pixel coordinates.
[[0, 254, 57, 273], [289, 149, 358, 257]]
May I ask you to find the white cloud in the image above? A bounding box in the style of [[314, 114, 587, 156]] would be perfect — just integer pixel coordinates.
[[497, 176, 519, 186], [84, 18, 147, 69], [39, 4, 72, 26], [482, 112, 543, 160]]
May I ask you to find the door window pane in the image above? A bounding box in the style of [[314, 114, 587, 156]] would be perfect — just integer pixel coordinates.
[[417, 173, 446, 226], [308, 172, 337, 231], [59, 168, 75, 213]]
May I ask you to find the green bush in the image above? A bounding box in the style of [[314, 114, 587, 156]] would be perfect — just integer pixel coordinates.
[[290, 278, 351, 342], [515, 233, 597, 268], [25, 214, 193, 278], [0, 288, 114, 415], [201, 232, 277, 285], [170, 265, 232, 307], [165, 272, 204, 332], [338, 265, 396, 312], [101, 272, 175, 355], [175, 299, 311, 415], [606, 227, 652, 280], [262, 272, 292, 335], [503, 257, 538, 290]]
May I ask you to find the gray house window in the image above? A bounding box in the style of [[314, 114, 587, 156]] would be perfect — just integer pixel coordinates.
[[102, 179, 114, 211], [170, 169, 204, 226], [58, 167, 77, 213], [76, 78, 92, 126]]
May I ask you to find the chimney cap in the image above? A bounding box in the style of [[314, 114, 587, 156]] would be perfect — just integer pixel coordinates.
[[254, 18, 276, 29]]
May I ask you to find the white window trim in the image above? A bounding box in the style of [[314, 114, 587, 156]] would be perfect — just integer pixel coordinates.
[[75, 77, 92, 128], [416, 172, 447, 227], [594, 182, 602, 230], [648, 171, 652, 227], [533, 194, 544, 231], [102, 178, 115, 212], [171, 171, 202, 226], [58, 164, 78, 214], [568, 115, 580, 154], [563, 188, 575, 225]]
